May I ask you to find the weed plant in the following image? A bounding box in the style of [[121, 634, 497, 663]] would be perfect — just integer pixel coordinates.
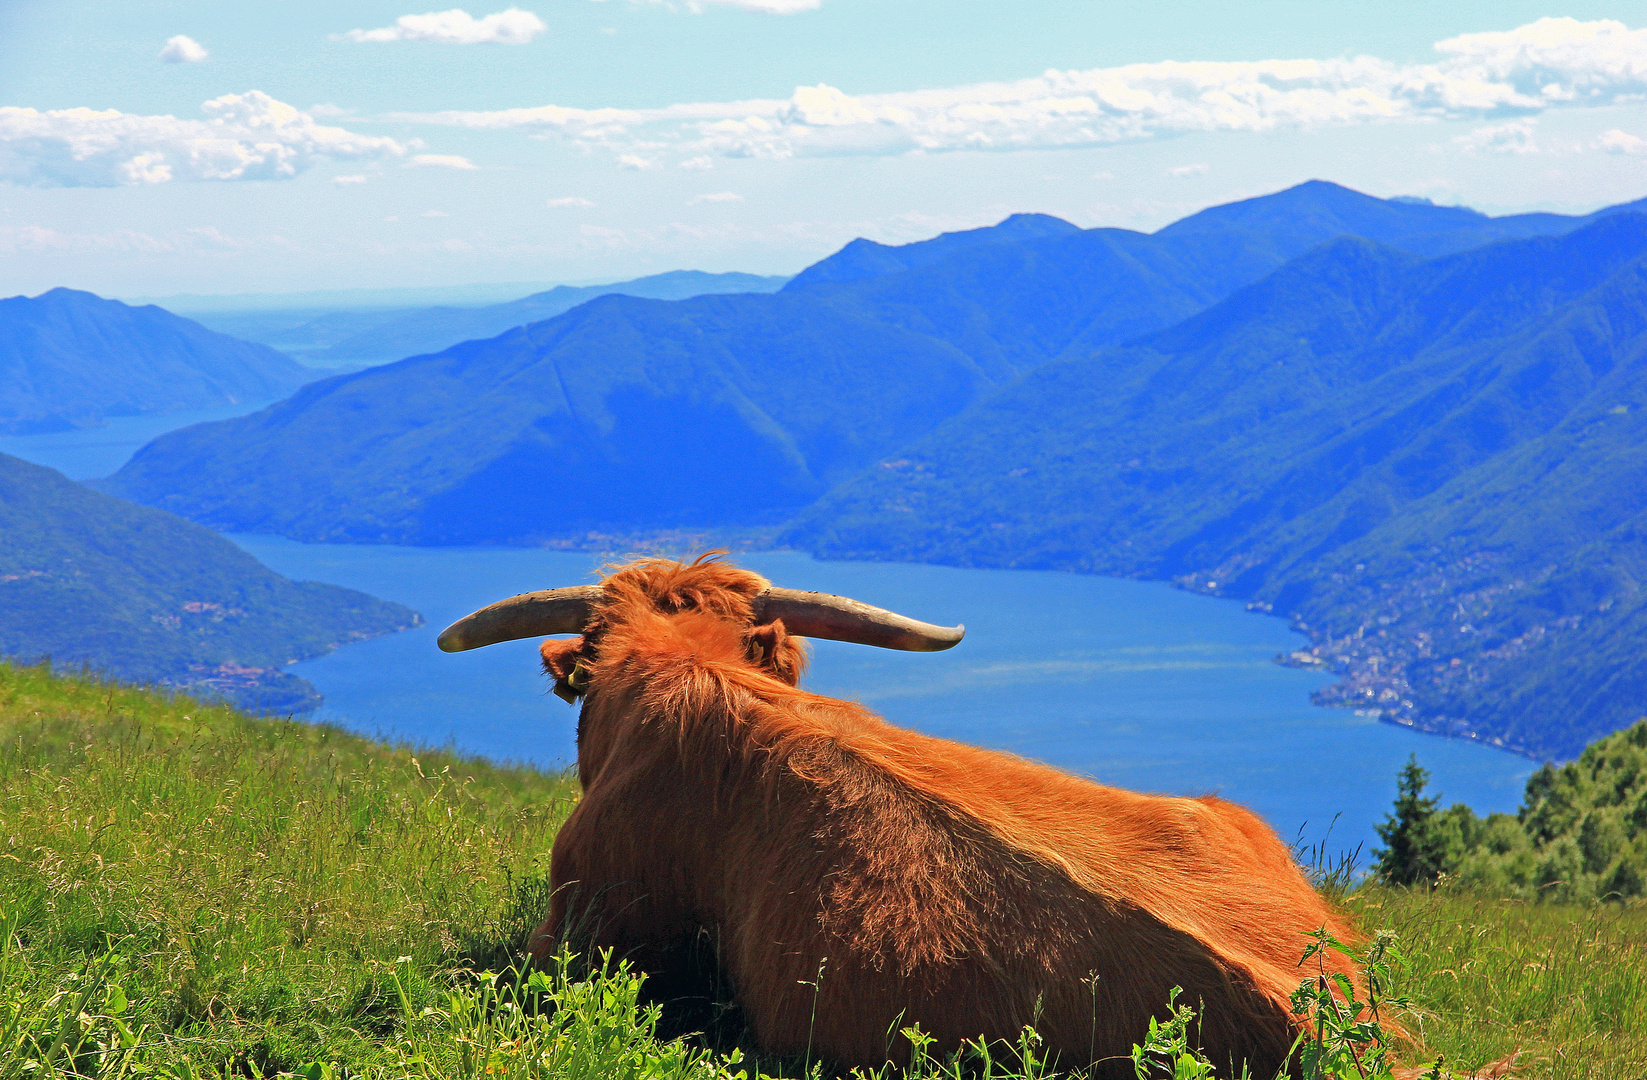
[[3, 661, 1645, 1078]]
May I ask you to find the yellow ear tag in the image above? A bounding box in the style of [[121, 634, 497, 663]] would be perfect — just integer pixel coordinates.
[[554, 662, 591, 704]]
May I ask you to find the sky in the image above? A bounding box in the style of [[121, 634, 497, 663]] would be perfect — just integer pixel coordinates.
[[3, 0, 1647, 300]]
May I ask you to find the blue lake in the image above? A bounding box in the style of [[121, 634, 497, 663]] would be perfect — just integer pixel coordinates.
[[231, 536, 1534, 860], [0, 399, 278, 480], [3, 412, 1537, 861]]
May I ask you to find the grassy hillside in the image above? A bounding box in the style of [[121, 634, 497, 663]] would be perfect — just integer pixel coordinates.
[[0, 452, 418, 713], [789, 216, 1647, 760], [0, 661, 580, 1074], [0, 288, 314, 436], [3, 662, 1643, 1078], [1346, 888, 1647, 1077]]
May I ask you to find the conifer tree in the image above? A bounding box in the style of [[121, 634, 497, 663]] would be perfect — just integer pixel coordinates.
[[1373, 755, 1453, 886]]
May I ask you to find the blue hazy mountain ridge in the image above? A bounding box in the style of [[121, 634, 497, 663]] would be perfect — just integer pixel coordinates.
[[786, 213, 1647, 760], [1155, 179, 1647, 260], [0, 288, 315, 435], [0, 451, 420, 713], [289, 269, 790, 366], [99, 181, 1634, 545], [781, 213, 1083, 289]]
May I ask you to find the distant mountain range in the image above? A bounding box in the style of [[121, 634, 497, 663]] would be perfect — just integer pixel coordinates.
[[0, 452, 419, 713], [102, 182, 1646, 544], [196, 270, 789, 368], [0, 288, 315, 435], [787, 214, 1647, 759], [90, 180, 1647, 757]]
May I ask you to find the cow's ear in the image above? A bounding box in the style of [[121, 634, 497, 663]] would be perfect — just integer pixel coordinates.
[[540, 637, 591, 703], [747, 620, 808, 686]]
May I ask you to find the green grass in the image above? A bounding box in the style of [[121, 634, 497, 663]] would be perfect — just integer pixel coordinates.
[[0, 659, 577, 1074], [3, 660, 1644, 1078], [1345, 887, 1647, 1078]]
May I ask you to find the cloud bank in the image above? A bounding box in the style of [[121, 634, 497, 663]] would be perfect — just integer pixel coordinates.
[[404, 17, 1647, 163], [0, 92, 409, 187], [343, 8, 545, 44]]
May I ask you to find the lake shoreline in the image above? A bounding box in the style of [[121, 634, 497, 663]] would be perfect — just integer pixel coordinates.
[[226, 536, 1535, 858]]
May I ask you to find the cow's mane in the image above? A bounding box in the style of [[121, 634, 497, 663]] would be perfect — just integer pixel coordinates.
[[574, 555, 1356, 1015]]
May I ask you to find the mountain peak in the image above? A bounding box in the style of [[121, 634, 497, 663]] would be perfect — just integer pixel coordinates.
[[987, 212, 1084, 238], [785, 213, 1080, 291], [33, 286, 106, 303]]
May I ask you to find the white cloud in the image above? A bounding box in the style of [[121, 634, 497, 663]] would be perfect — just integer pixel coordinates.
[[422, 209, 449, 217], [1597, 128, 1647, 154], [410, 153, 477, 169], [331, 174, 369, 185], [546, 195, 595, 207], [1168, 163, 1208, 177], [343, 7, 545, 44], [618, 153, 657, 170], [689, 191, 743, 203], [402, 17, 1647, 164], [679, 155, 714, 170], [0, 92, 409, 188], [158, 35, 208, 63], [1454, 119, 1539, 154]]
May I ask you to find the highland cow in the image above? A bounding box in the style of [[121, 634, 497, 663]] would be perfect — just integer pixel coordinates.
[[439, 555, 1362, 1077]]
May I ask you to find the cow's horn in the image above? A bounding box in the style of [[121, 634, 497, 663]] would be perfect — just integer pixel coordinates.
[[437, 585, 603, 652], [755, 587, 964, 652]]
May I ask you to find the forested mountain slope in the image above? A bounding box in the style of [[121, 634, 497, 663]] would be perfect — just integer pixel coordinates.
[[0, 288, 314, 435], [0, 452, 419, 712], [99, 291, 999, 542], [102, 182, 1634, 546], [787, 215, 1647, 759]]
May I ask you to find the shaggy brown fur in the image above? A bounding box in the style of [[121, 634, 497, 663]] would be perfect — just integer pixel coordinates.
[[529, 555, 1362, 1077]]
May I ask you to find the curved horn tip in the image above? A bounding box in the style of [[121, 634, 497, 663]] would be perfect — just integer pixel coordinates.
[[436, 625, 473, 652]]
